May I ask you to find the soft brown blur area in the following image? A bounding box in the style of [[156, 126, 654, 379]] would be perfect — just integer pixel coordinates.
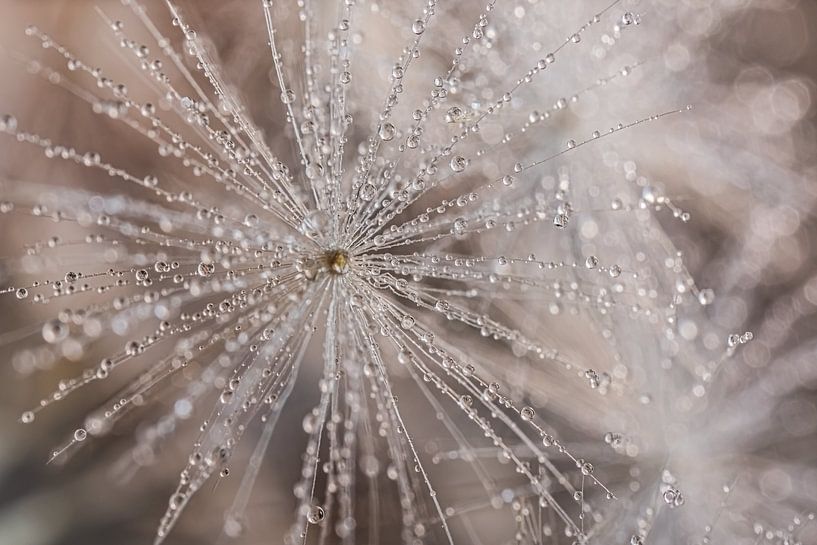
[[0, 1, 815, 545]]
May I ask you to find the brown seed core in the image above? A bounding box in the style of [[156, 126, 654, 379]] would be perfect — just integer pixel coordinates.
[[325, 250, 349, 274]]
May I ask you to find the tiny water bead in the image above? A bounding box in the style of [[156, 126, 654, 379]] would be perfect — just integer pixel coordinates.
[[620, 12, 641, 26], [360, 183, 377, 201], [452, 217, 467, 234], [280, 89, 295, 104], [445, 106, 465, 123], [197, 262, 215, 277], [663, 487, 685, 508], [42, 319, 68, 344], [450, 155, 468, 172], [306, 505, 325, 524], [698, 288, 715, 305], [0, 114, 17, 132], [378, 122, 396, 141]]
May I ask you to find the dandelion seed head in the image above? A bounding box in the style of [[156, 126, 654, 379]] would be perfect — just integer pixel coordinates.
[[0, 0, 814, 544]]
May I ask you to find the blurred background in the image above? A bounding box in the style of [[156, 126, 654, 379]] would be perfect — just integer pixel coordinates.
[[0, 1, 815, 544]]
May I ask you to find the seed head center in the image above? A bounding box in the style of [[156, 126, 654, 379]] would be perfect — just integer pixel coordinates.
[[325, 249, 349, 275]]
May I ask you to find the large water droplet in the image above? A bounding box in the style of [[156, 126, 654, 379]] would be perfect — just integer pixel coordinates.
[[450, 156, 467, 173], [307, 505, 325, 524]]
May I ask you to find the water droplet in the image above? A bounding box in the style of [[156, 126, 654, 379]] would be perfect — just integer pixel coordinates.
[[450, 156, 468, 173], [280, 89, 295, 104], [0, 114, 18, 132], [360, 183, 376, 201], [452, 217, 467, 234], [169, 493, 186, 510], [698, 288, 714, 305], [553, 214, 568, 228], [307, 505, 325, 524], [621, 12, 640, 26], [42, 320, 68, 344], [197, 262, 214, 277], [379, 122, 395, 141], [445, 106, 464, 123]]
